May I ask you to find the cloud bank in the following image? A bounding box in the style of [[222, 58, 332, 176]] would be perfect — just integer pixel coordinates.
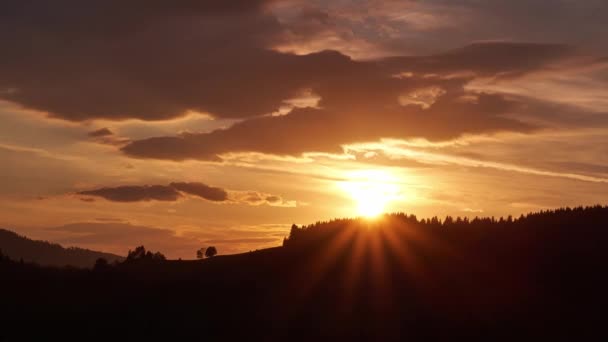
[[2, 1, 604, 163], [77, 182, 293, 207]]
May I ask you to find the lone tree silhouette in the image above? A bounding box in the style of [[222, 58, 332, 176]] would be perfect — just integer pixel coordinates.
[[205, 246, 217, 258], [196, 247, 206, 259]]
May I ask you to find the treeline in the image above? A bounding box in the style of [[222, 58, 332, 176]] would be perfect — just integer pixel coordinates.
[[284, 205, 608, 248]]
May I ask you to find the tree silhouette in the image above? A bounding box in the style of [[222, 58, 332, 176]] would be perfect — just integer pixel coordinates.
[[205, 246, 217, 258], [152, 252, 166, 261], [196, 248, 206, 259], [127, 245, 147, 261], [126, 246, 165, 262]]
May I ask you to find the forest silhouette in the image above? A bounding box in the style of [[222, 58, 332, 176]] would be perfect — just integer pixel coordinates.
[[0, 229, 123, 268], [2, 206, 608, 340]]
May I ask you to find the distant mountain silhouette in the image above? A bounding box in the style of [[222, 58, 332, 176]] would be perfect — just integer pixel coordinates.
[[0, 228, 123, 268], [2, 206, 608, 340]]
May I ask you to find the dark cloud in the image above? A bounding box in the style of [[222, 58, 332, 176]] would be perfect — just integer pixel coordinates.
[[0, 0, 288, 121], [115, 40, 585, 161], [286, 1, 608, 56], [76, 182, 290, 206], [78, 185, 182, 202], [122, 89, 534, 160], [0, 1, 599, 163], [0, 0, 582, 125], [436, 0, 608, 54], [87, 127, 131, 146], [265, 195, 281, 204], [169, 182, 228, 202], [88, 128, 113, 137], [382, 42, 575, 78]]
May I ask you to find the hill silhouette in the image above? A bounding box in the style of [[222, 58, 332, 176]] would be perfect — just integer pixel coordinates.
[[1, 206, 608, 340], [0, 228, 123, 268]]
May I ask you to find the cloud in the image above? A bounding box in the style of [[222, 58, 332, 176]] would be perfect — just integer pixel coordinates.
[[466, 58, 608, 113], [398, 86, 446, 109], [115, 40, 591, 161], [0, 0, 584, 126], [78, 185, 182, 202], [344, 136, 608, 184], [382, 42, 576, 78], [86, 127, 131, 146], [169, 182, 228, 202], [76, 182, 294, 206], [122, 89, 535, 161], [273, 0, 608, 56], [1, 1, 604, 165], [88, 128, 113, 137], [265, 195, 282, 203], [0, 0, 290, 121], [230, 191, 296, 207]]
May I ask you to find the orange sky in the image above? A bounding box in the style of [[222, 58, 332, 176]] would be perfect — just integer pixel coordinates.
[[1, 0, 607, 258]]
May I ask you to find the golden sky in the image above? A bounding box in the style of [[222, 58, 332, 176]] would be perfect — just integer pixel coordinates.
[[1, 0, 607, 258]]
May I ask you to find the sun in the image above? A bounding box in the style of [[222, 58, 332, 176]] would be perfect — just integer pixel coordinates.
[[339, 169, 400, 218]]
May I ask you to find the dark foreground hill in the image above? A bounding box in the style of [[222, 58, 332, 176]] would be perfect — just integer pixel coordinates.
[[2, 206, 608, 340], [0, 228, 123, 268]]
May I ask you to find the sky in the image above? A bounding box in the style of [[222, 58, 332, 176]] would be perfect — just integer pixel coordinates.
[[1, 0, 607, 258]]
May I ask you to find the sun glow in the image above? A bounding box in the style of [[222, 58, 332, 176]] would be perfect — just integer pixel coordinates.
[[339, 170, 401, 218]]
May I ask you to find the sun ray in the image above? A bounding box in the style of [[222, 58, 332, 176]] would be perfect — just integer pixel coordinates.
[[338, 226, 367, 314], [283, 225, 357, 304]]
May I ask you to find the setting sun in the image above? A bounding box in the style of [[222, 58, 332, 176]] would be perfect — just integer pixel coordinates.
[[339, 170, 401, 218], [2, 1, 608, 339]]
